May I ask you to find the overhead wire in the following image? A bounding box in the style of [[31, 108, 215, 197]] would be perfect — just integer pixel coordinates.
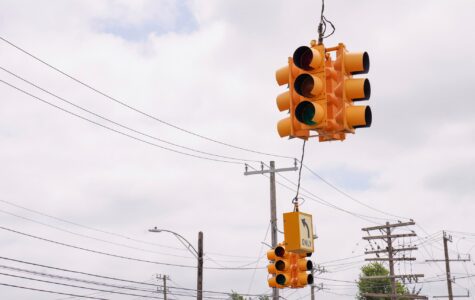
[[0, 78, 245, 166], [0, 226, 265, 270], [0, 281, 109, 300], [0, 256, 266, 298], [0, 66, 260, 164], [0, 198, 258, 261], [0, 35, 295, 161]]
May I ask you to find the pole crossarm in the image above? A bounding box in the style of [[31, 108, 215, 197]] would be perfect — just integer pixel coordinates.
[[362, 221, 415, 231], [365, 257, 416, 261], [362, 293, 427, 299], [426, 259, 471, 262], [365, 247, 418, 254], [244, 166, 298, 175], [363, 233, 417, 240]]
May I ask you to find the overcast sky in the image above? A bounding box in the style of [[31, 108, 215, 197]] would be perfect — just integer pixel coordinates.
[[0, 1, 474, 299]]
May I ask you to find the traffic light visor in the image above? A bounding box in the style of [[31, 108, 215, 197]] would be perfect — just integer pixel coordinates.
[[267, 245, 286, 260], [345, 78, 371, 101], [276, 66, 290, 86], [344, 52, 370, 75], [295, 74, 323, 98], [293, 46, 322, 70], [295, 101, 324, 125], [347, 106, 372, 128], [276, 91, 290, 111], [277, 118, 292, 138], [297, 259, 313, 271]]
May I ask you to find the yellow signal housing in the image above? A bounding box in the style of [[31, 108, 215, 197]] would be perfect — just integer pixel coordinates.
[[283, 212, 314, 254], [267, 245, 291, 288]]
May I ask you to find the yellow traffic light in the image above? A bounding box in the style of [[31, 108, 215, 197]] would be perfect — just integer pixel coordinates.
[[275, 42, 327, 139], [267, 245, 291, 288], [293, 253, 314, 288], [276, 41, 372, 142], [334, 45, 372, 131]]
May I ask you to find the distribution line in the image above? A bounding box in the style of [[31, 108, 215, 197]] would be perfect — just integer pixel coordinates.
[[0, 271, 159, 299], [0, 271, 221, 299], [0, 79, 244, 165], [0, 207, 195, 259], [302, 163, 411, 221], [0, 35, 294, 160], [260, 162, 390, 223], [0, 226, 264, 270], [0, 256, 267, 297], [0, 282, 109, 300], [0, 66, 260, 164], [0, 198, 259, 261], [0, 264, 157, 294]]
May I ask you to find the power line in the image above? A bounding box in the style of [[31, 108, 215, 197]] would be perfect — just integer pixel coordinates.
[[0, 198, 257, 261], [0, 281, 109, 300], [0, 79, 244, 165], [0, 226, 264, 270], [0, 35, 294, 161], [0, 256, 267, 297], [0, 207, 195, 259], [302, 163, 411, 221], [0, 66, 260, 164]]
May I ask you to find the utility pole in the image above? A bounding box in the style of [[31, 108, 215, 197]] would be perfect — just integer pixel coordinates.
[[148, 228, 203, 300], [198, 231, 203, 300], [244, 160, 297, 300], [157, 274, 169, 300], [311, 264, 326, 300], [362, 220, 427, 299], [426, 231, 471, 300]]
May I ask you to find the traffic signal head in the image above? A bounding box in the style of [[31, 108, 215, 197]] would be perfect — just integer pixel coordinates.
[[267, 245, 292, 288], [286, 252, 314, 288], [275, 42, 372, 142], [275, 43, 327, 139]]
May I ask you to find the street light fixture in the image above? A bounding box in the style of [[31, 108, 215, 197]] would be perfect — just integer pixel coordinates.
[[149, 227, 203, 300]]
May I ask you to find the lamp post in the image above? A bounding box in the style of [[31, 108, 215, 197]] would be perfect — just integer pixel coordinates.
[[148, 227, 203, 300]]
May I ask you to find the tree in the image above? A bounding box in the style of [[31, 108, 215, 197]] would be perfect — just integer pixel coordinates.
[[357, 262, 408, 300]]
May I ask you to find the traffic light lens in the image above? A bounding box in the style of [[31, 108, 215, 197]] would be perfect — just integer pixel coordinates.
[[295, 74, 322, 98], [275, 246, 285, 257], [275, 260, 286, 271], [293, 46, 317, 70], [276, 274, 287, 285], [307, 274, 314, 285], [295, 101, 316, 125], [306, 260, 313, 271]]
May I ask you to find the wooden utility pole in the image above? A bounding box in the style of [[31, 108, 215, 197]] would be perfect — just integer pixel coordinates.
[[157, 274, 169, 300], [244, 160, 297, 300], [426, 231, 471, 300], [198, 231, 203, 300], [361, 221, 427, 300]]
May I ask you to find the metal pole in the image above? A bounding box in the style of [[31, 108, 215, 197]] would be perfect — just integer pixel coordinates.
[[269, 161, 279, 300], [386, 222, 397, 300], [443, 231, 454, 300], [198, 231, 203, 300]]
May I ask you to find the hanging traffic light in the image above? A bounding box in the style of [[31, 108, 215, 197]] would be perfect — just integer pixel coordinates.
[[275, 41, 372, 142], [319, 43, 372, 142], [290, 252, 314, 288], [275, 41, 327, 139], [267, 245, 291, 288]]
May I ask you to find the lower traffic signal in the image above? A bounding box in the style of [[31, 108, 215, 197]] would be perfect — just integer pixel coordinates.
[[267, 245, 291, 288]]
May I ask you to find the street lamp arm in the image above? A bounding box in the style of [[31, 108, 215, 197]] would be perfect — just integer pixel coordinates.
[[148, 227, 199, 258]]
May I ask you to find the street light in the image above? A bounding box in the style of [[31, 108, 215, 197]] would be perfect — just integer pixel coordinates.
[[149, 227, 203, 300]]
